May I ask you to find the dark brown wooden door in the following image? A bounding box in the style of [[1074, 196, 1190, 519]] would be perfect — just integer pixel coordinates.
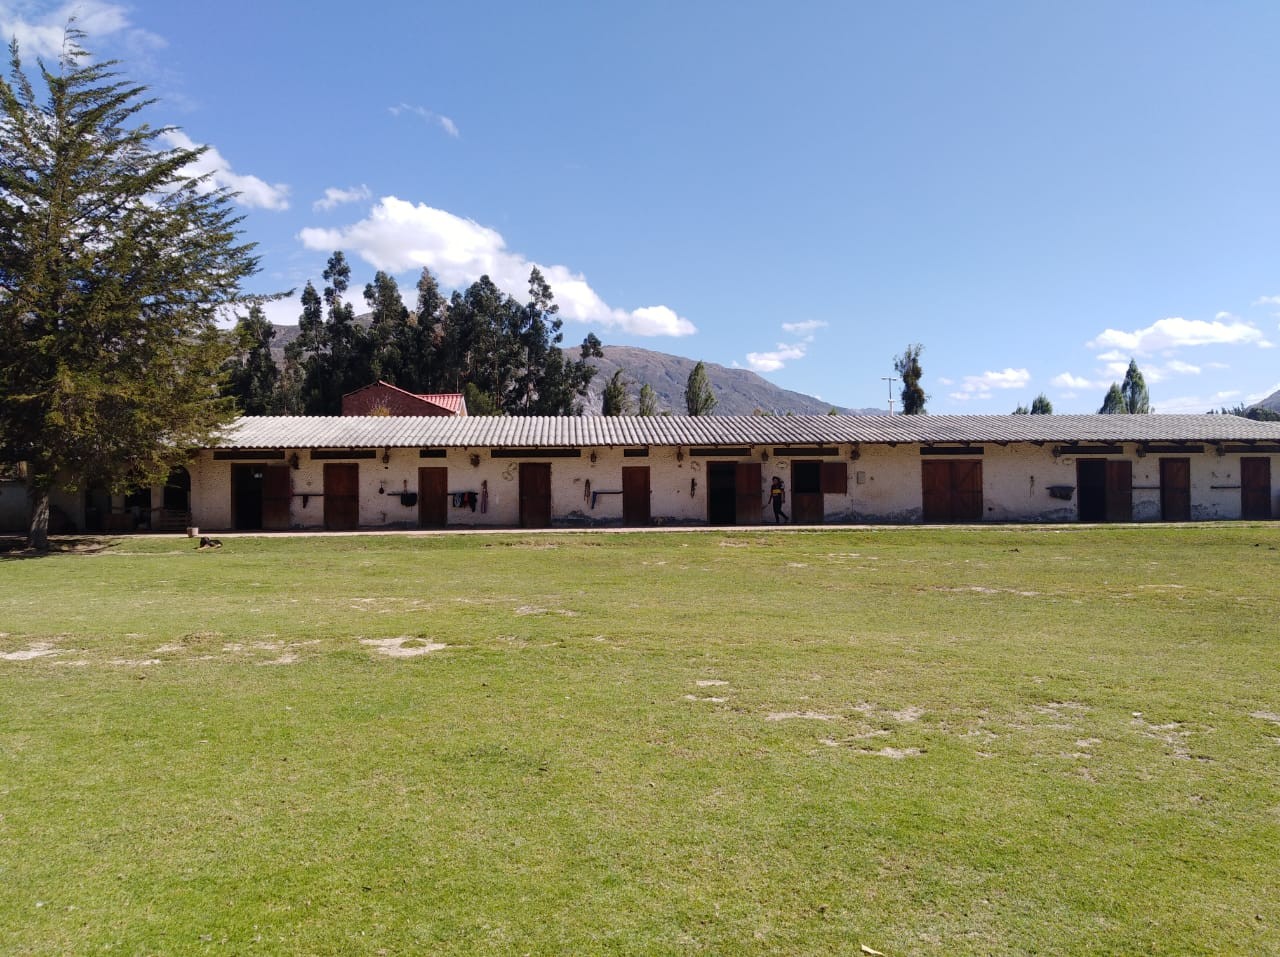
[[952, 460, 983, 521], [622, 466, 650, 526], [735, 462, 762, 525], [262, 465, 292, 530], [323, 463, 360, 530], [1104, 460, 1133, 522], [1159, 458, 1191, 521], [921, 460, 983, 522], [418, 467, 447, 527], [1242, 457, 1273, 520], [921, 460, 951, 522], [791, 461, 823, 525], [520, 463, 552, 528]]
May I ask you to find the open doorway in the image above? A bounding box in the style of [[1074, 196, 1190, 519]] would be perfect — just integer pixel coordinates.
[[1076, 459, 1132, 522], [707, 462, 761, 525]]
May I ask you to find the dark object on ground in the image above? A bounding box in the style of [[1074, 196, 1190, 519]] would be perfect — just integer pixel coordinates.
[[197, 536, 223, 550]]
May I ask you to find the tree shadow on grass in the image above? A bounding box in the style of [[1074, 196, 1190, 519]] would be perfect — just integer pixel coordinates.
[[0, 536, 122, 559]]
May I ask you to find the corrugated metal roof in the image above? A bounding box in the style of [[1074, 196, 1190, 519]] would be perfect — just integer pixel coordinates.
[[420, 393, 465, 415], [209, 414, 1280, 450]]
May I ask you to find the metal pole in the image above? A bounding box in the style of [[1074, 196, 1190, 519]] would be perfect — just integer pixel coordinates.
[[882, 376, 897, 415]]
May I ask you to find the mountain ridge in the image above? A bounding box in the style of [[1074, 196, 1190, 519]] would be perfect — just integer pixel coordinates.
[[266, 323, 881, 416]]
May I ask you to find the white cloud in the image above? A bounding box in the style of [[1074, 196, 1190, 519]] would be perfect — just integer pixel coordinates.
[[314, 185, 371, 212], [1255, 295, 1280, 306], [746, 343, 807, 373], [1088, 316, 1265, 353], [781, 319, 828, 336], [1052, 372, 1096, 390], [937, 377, 954, 386], [160, 130, 289, 210], [389, 103, 459, 138], [1165, 359, 1200, 375], [953, 368, 1031, 399], [299, 196, 696, 336], [0, 1, 163, 59]]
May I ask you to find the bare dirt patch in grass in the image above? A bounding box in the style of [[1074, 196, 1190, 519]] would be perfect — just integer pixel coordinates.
[[360, 636, 446, 658], [1, 641, 60, 661], [766, 711, 838, 721], [1251, 711, 1280, 725], [854, 747, 924, 759], [696, 679, 728, 687]]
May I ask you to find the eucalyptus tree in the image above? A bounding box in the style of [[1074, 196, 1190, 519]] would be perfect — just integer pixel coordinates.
[[894, 343, 927, 414]]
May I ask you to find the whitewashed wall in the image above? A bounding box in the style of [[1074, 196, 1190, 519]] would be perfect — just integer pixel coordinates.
[[188, 444, 1278, 530]]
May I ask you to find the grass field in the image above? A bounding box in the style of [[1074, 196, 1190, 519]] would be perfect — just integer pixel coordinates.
[[1, 525, 1279, 955]]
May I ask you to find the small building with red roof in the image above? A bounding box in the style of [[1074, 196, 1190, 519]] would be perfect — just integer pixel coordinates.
[[341, 381, 467, 417]]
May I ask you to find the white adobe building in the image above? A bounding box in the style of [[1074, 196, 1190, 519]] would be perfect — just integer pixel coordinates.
[[175, 414, 1280, 530]]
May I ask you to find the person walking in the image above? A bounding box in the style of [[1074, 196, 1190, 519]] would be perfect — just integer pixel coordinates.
[[765, 476, 789, 523]]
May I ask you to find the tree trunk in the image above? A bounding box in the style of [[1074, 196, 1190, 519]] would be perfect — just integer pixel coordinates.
[[27, 485, 50, 552]]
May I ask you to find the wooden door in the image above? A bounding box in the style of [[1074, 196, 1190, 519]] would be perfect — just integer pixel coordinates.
[[791, 461, 823, 525], [418, 467, 447, 527], [922, 460, 982, 522], [323, 463, 360, 530], [921, 460, 950, 522], [262, 465, 292, 530], [735, 462, 762, 525], [1159, 458, 1191, 522], [1104, 460, 1133, 523], [1241, 457, 1273, 520], [519, 463, 551, 528], [951, 460, 983, 521], [622, 466, 650, 526]]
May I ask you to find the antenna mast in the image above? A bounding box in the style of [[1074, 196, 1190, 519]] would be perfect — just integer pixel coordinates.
[[881, 376, 897, 415]]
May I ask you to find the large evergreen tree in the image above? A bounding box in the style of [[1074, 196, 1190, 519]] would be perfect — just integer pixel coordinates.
[[1099, 361, 1150, 414], [1030, 393, 1053, 415], [0, 32, 260, 549], [894, 343, 927, 414], [1120, 359, 1150, 413], [1098, 382, 1126, 414], [685, 361, 717, 416]]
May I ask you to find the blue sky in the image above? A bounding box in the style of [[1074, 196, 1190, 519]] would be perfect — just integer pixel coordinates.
[[5, 1, 1280, 412]]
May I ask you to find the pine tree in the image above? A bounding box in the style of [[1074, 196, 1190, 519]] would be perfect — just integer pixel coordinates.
[[1030, 393, 1053, 415], [684, 361, 717, 416], [0, 31, 260, 549], [893, 344, 927, 414]]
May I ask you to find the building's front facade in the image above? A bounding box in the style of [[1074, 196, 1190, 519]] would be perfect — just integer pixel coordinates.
[[187, 414, 1280, 531]]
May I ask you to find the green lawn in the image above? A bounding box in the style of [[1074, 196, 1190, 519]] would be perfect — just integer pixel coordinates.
[[1, 526, 1278, 955]]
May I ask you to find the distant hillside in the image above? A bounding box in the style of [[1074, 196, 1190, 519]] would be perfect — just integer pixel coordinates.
[[266, 323, 878, 416], [585, 345, 880, 416], [1253, 386, 1280, 413]]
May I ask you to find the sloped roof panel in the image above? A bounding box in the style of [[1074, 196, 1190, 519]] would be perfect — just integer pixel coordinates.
[[209, 414, 1280, 450]]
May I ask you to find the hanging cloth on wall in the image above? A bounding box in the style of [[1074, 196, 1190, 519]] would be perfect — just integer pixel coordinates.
[[480, 480, 488, 514]]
